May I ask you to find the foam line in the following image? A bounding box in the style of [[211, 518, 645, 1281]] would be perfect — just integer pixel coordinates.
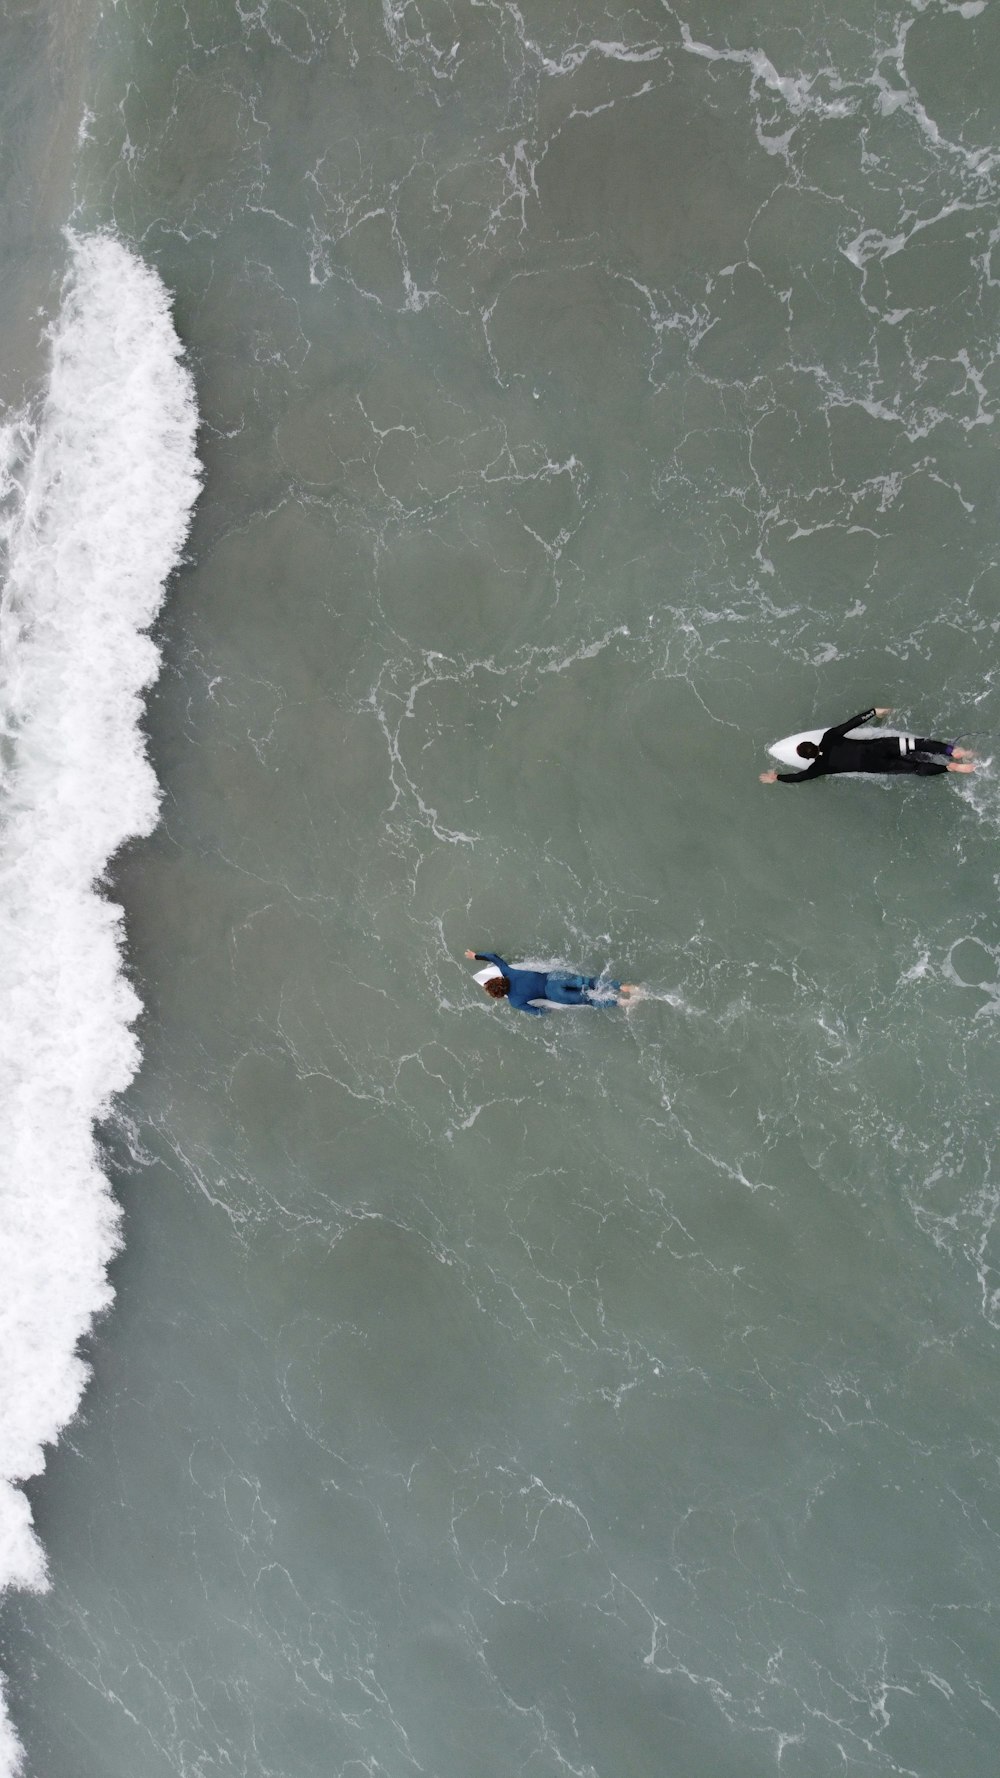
[[0, 232, 200, 1773]]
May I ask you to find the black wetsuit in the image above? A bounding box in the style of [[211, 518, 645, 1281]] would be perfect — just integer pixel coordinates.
[[777, 709, 955, 783]]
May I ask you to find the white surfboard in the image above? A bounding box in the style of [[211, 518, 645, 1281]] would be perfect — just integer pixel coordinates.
[[473, 964, 504, 986], [769, 725, 902, 770]]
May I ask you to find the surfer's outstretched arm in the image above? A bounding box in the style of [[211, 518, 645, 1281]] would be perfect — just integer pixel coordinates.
[[775, 764, 824, 783], [760, 762, 823, 783], [821, 706, 878, 747], [467, 949, 509, 972]]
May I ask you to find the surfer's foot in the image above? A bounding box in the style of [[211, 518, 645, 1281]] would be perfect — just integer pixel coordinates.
[[618, 984, 637, 998], [950, 746, 974, 760], [947, 761, 975, 773]]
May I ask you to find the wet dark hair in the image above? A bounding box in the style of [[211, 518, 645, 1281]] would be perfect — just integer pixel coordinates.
[[485, 975, 511, 998], [797, 740, 820, 759]]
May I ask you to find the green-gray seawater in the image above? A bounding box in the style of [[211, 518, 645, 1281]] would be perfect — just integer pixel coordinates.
[[2, 1, 1000, 1774]]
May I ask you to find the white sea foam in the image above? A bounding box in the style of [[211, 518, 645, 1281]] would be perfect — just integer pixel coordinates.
[[0, 233, 199, 1771]]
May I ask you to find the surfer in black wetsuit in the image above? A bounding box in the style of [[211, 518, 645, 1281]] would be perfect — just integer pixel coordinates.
[[759, 707, 976, 784]]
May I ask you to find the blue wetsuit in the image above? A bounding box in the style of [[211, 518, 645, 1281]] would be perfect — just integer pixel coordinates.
[[473, 953, 620, 1016]]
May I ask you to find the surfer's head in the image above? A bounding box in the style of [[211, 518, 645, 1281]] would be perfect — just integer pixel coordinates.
[[484, 975, 511, 998], [797, 740, 820, 759]]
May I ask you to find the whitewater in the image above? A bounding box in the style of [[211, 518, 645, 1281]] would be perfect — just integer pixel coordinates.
[[0, 233, 199, 1774]]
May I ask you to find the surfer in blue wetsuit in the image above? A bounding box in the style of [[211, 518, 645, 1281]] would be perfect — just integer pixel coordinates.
[[465, 950, 636, 1015], [759, 707, 976, 784]]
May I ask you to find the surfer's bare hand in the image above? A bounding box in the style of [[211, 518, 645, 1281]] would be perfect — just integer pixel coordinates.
[[874, 707, 892, 716], [759, 770, 777, 783], [464, 949, 477, 958]]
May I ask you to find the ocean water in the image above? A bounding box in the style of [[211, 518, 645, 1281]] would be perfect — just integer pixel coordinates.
[[1, 2, 999, 1775]]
